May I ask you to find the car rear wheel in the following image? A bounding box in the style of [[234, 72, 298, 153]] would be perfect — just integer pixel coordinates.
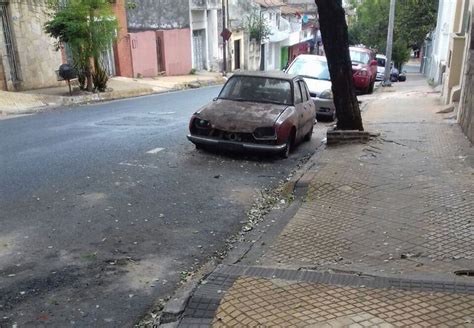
[[367, 80, 375, 94], [304, 125, 313, 142]]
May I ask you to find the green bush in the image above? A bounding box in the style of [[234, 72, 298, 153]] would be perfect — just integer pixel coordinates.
[[245, 10, 271, 41]]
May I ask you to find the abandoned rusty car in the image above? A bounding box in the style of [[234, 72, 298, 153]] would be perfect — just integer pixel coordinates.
[[187, 71, 316, 158]]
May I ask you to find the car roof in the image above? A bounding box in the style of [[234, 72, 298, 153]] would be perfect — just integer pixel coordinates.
[[376, 54, 387, 59], [231, 70, 300, 82], [293, 54, 327, 62], [350, 46, 372, 53]]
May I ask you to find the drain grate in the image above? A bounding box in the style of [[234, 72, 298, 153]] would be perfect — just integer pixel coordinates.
[[455, 270, 474, 277]]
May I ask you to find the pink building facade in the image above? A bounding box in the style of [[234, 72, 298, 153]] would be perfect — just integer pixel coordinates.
[[156, 29, 192, 76], [130, 31, 159, 77], [128, 29, 192, 78]]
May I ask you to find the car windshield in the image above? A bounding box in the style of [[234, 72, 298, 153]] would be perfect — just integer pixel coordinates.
[[377, 57, 386, 67], [219, 76, 292, 105], [286, 57, 330, 81], [350, 50, 370, 64]]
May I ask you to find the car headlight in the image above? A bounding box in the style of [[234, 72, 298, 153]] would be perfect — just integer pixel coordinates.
[[253, 127, 276, 140], [319, 89, 333, 99], [194, 118, 211, 129]]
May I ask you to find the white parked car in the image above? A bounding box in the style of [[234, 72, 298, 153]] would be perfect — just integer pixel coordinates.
[[376, 54, 387, 81], [285, 54, 336, 121]]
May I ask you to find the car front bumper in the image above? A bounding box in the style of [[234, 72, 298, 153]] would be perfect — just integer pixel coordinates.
[[187, 135, 286, 153]]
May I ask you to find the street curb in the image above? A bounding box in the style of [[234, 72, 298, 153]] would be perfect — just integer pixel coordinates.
[[0, 88, 154, 116], [0, 78, 225, 117], [176, 77, 226, 90], [158, 260, 218, 326], [281, 141, 326, 199]]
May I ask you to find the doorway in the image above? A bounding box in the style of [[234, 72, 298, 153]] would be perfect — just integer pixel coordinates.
[[193, 29, 206, 71], [234, 39, 241, 70], [260, 44, 265, 71]]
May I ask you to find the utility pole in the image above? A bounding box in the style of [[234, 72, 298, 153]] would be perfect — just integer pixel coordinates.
[[222, 0, 227, 75], [383, 0, 396, 86]]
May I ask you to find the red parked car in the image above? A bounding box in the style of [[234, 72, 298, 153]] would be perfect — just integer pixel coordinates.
[[350, 46, 378, 94], [187, 71, 316, 158]]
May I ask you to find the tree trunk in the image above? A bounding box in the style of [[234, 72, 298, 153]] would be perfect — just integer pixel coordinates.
[[86, 8, 94, 92], [85, 62, 93, 92], [314, 0, 364, 131]]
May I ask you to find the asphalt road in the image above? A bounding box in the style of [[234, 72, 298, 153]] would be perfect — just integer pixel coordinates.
[[0, 86, 327, 327]]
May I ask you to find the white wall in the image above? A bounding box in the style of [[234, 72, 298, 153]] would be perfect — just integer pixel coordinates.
[[207, 9, 219, 71], [427, 0, 457, 85]]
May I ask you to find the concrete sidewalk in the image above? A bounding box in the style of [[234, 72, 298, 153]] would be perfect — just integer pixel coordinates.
[[174, 73, 474, 327], [0, 72, 224, 116]]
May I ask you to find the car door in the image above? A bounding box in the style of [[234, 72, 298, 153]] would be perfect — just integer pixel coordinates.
[[293, 80, 305, 140], [298, 80, 314, 135]]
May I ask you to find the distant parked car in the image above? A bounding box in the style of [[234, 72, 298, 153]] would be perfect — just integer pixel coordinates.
[[187, 71, 316, 158], [376, 54, 387, 81], [285, 54, 336, 121], [350, 46, 378, 94]]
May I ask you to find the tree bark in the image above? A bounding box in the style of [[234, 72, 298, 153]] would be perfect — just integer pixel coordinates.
[[86, 8, 94, 92], [85, 61, 93, 92], [314, 0, 364, 131]]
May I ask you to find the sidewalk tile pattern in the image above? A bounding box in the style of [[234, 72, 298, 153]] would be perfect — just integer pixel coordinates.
[[262, 121, 474, 277], [212, 276, 474, 327]]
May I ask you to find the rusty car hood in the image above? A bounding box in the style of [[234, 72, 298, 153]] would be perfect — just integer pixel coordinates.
[[196, 99, 289, 133]]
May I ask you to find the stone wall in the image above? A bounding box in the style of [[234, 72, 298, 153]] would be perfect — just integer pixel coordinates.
[[8, 0, 63, 90], [126, 0, 190, 31], [458, 8, 474, 143]]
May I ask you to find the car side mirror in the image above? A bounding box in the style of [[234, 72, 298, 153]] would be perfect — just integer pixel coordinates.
[[370, 60, 378, 66]]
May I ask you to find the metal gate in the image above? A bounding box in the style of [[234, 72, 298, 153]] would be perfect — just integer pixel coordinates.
[[100, 43, 115, 76], [156, 36, 163, 73], [0, 3, 20, 82], [63, 41, 116, 77], [193, 30, 206, 71]]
